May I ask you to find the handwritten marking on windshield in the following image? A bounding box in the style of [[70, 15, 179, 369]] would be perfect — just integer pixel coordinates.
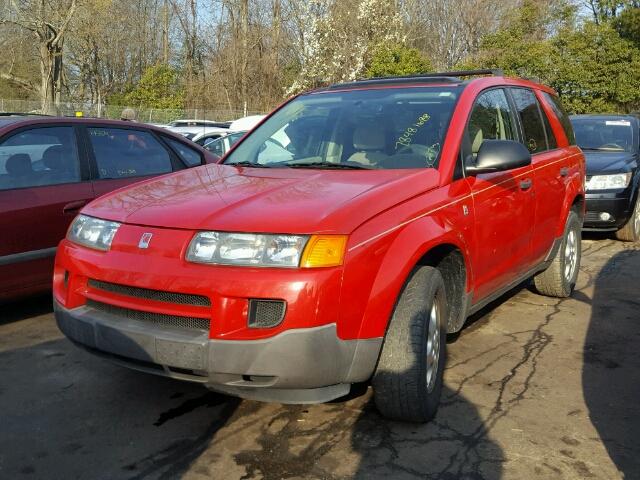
[[395, 113, 431, 149]]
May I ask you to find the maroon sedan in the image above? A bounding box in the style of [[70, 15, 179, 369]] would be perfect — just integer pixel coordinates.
[[0, 116, 217, 302]]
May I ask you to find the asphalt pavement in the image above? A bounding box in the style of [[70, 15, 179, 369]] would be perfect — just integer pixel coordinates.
[[0, 236, 638, 479]]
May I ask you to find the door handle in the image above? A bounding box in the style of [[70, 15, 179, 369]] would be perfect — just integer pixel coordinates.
[[560, 167, 569, 177], [519, 179, 533, 191], [63, 200, 88, 215]]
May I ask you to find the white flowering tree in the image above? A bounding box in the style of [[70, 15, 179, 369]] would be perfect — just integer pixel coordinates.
[[288, 0, 403, 94]]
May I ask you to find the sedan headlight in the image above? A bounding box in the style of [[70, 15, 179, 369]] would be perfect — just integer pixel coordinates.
[[187, 232, 309, 267], [67, 214, 121, 251], [587, 173, 632, 191]]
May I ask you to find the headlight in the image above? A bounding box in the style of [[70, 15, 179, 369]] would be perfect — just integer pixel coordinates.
[[186, 232, 348, 268], [587, 173, 632, 191], [67, 214, 121, 251], [186, 232, 309, 267]]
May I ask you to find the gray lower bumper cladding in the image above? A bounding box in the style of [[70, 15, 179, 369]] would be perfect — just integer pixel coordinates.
[[54, 301, 382, 404]]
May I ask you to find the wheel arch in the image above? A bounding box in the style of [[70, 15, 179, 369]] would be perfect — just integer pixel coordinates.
[[416, 244, 469, 333], [349, 216, 473, 340]]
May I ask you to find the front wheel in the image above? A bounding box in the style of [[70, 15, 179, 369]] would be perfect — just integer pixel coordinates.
[[533, 210, 582, 298], [615, 195, 640, 242], [372, 266, 447, 422]]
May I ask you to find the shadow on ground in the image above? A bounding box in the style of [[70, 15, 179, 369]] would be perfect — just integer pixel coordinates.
[[583, 248, 640, 478], [0, 293, 53, 325], [0, 332, 240, 479]]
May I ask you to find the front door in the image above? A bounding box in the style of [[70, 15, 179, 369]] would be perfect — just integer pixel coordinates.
[[464, 88, 536, 302]]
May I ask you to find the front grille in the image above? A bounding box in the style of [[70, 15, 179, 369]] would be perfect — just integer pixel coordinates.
[[88, 279, 210, 307], [87, 300, 210, 332], [248, 299, 286, 328]]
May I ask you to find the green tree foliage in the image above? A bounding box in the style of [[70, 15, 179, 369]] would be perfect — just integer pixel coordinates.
[[468, 0, 640, 113], [553, 22, 640, 113], [615, 7, 640, 47], [123, 64, 185, 110], [365, 45, 432, 77]]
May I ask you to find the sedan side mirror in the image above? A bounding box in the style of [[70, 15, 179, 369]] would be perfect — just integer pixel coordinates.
[[465, 139, 532, 175]]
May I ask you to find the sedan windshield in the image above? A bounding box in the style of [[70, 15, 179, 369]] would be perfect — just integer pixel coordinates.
[[572, 117, 634, 152], [223, 86, 462, 170]]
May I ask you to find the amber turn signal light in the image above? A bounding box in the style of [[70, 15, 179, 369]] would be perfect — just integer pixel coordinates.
[[300, 235, 348, 268]]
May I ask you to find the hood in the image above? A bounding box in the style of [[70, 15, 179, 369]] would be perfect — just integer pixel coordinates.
[[83, 164, 440, 234], [583, 150, 638, 175]]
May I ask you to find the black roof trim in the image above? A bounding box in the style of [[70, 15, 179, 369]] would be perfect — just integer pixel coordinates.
[[325, 69, 503, 90]]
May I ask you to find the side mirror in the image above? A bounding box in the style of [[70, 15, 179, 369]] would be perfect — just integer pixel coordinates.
[[465, 139, 532, 175]]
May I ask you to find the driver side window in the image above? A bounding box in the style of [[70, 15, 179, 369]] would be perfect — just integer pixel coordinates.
[[467, 89, 517, 159]]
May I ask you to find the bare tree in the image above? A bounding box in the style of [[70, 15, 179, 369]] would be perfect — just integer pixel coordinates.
[[1, 0, 78, 113]]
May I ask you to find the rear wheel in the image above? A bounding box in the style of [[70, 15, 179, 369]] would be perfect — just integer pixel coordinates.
[[372, 266, 447, 422], [615, 196, 640, 242], [533, 210, 581, 298]]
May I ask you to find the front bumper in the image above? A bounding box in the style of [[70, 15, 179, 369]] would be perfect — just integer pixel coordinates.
[[583, 193, 634, 231], [54, 300, 382, 404]]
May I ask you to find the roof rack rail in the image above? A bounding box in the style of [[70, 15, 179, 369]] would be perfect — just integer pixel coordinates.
[[420, 69, 504, 78], [326, 69, 504, 90]]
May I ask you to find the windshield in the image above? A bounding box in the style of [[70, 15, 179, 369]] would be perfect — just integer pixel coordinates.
[[223, 86, 462, 170], [572, 117, 634, 152]]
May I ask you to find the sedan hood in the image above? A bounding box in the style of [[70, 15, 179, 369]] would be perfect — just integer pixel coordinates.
[[84, 164, 440, 234], [584, 150, 638, 175]]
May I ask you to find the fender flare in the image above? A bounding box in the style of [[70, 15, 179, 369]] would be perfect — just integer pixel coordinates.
[[353, 215, 473, 340]]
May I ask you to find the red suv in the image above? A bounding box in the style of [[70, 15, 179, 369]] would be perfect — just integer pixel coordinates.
[[54, 71, 585, 422], [0, 117, 216, 302]]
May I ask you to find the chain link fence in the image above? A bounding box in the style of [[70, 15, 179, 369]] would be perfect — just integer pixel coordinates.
[[0, 98, 267, 124]]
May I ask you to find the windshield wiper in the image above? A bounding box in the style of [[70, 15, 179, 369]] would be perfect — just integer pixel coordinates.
[[286, 161, 372, 170], [226, 161, 273, 168]]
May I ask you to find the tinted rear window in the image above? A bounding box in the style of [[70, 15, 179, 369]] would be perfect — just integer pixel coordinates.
[[541, 92, 576, 145], [511, 88, 548, 154]]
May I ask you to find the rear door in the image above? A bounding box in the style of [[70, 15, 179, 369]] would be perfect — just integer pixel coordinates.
[[464, 88, 536, 301], [509, 87, 567, 265], [0, 124, 92, 297], [82, 125, 181, 198]]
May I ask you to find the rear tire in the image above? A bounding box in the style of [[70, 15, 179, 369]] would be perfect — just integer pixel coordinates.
[[533, 210, 581, 298], [372, 266, 447, 423], [615, 195, 640, 242]]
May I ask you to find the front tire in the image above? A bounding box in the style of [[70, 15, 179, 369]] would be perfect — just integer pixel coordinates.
[[533, 210, 581, 298], [372, 266, 447, 422], [615, 195, 640, 242]]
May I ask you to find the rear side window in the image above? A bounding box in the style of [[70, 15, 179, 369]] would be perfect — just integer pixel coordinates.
[[541, 92, 576, 145], [0, 126, 80, 191], [164, 137, 202, 167], [467, 89, 517, 157], [540, 104, 557, 150], [511, 88, 548, 154], [88, 127, 172, 179]]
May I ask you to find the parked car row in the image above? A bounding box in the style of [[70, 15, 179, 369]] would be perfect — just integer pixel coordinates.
[[162, 115, 265, 150]]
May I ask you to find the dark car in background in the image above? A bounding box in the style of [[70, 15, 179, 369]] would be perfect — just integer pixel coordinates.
[[571, 114, 640, 241], [0, 116, 217, 302]]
